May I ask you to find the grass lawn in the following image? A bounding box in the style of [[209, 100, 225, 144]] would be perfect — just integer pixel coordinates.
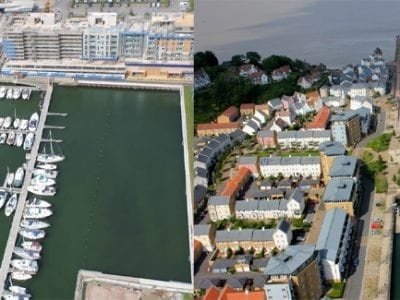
[[327, 282, 345, 298], [366, 132, 394, 152], [375, 174, 388, 193], [183, 86, 194, 189], [363, 150, 374, 163]]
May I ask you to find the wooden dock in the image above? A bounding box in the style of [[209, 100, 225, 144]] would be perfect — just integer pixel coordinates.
[[47, 112, 67, 117], [0, 84, 53, 294]]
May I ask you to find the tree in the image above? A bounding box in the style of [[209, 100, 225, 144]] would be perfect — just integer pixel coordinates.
[[194, 51, 219, 70], [231, 54, 246, 67], [204, 51, 219, 67], [246, 51, 261, 65]]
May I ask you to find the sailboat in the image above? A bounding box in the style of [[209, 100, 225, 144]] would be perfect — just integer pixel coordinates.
[[0, 188, 8, 209], [5, 193, 18, 216], [28, 112, 38, 132], [37, 131, 65, 163]]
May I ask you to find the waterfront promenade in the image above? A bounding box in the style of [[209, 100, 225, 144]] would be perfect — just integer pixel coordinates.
[[0, 84, 52, 294]]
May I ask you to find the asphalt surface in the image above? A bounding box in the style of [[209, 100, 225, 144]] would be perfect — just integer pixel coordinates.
[[343, 178, 375, 300]]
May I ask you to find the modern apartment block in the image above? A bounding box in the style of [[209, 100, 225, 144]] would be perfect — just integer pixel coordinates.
[[330, 111, 361, 147], [1, 12, 194, 80]]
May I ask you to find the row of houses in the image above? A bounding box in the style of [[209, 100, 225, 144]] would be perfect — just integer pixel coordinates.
[[260, 156, 321, 178]]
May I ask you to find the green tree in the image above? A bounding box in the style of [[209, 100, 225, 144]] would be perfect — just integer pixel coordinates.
[[246, 51, 261, 65], [194, 51, 219, 70], [231, 54, 246, 66]]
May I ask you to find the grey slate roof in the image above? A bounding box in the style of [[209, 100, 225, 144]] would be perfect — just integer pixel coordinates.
[[211, 259, 235, 270], [196, 154, 208, 164], [246, 120, 259, 130], [353, 107, 371, 119], [230, 129, 246, 142], [209, 196, 231, 206], [329, 156, 357, 177], [264, 245, 316, 276], [277, 131, 297, 139], [196, 278, 224, 289], [252, 229, 275, 241], [194, 185, 207, 206], [330, 111, 358, 122], [194, 224, 212, 236], [258, 199, 288, 211], [257, 130, 275, 138], [216, 229, 253, 242], [252, 258, 270, 269], [200, 146, 213, 157], [276, 219, 290, 233], [260, 157, 282, 166], [323, 178, 355, 202], [235, 200, 259, 211], [268, 98, 282, 109], [281, 156, 301, 165], [260, 180, 274, 188], [207, 140, 221, 151], [316, 208, 348, 261], [253, 276, 267, 288], [215, 133, 230, 144], [289, 189, 304, 204], [238, 156, 258, 165], [319, 141, 346, 156], [301, 156, 320, 165], [226, 277, 248, 289], [195, 167, 208, 178]]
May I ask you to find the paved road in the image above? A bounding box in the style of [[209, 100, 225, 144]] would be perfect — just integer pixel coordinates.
[[343, 178, 375, 300]]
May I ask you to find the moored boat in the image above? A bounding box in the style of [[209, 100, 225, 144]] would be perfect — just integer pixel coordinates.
[[6, 172, 14, 187], [5, 193, 18, 216], [15, 133, 23, 147], [6, 89, 13, 99], [2, 290, 31, 300], [31, 175, 55, 187], [21, 89, 29, 100], [27, 185, 56, 196], [0, 87, 6, 98], [0, 117, 4, 127], [23, 207, 52, 219], [36, 163, 57, 171], [11, 271, 32, 281], [28, 113, 39, 132], [12, 89, 21, 100], [3, 116, 12, 129], [25, 198, 51, 208], [23, 133, 34, 151], [13, 118, 20, 129], [0, 188, 8, 209], [19, 229, 45, 240], [21, 241, 42, 252], [19, 119, 28, 131], [6, 132, 15, 146], [13, 167, 24, 188], [10, 259, 38, 273], [13, 247, 41, 260], [20, 219, 50, 230], [0, 133, 6, 144], [32, 168, 57, 179]]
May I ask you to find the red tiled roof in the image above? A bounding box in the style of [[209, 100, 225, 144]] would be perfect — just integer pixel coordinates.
[[194, 239, 202, 251], [240, 103, 256, 110], [219, 286, 237, 300], [306, 106, 331, 129], [204, 286, 221, 300], [306, 91, 320, 106], [221, 167, 251, 198], [220, 106, 239, 118], [225, 290, 266, 300], [197, 122, 240, 131]]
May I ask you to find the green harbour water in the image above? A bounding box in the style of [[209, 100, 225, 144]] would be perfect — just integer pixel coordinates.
[[0, 86, 190, 299]]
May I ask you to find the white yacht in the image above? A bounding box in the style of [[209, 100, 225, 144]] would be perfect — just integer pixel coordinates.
[[21, 241, 42, 252], [20, 219, 50, 230], [14, 167, 24, 188], [11, 272, 32, 281], [19, 229, 45, 240], [13, 118, 20, 129], [5, 193, 18, 216], [23, 207, 52, 219], [12, 89, 21, 100], [37, 131, 65, 163], [0, 133, 6, 144], [3, 116, 12, 129], [25, 198, 51, 208], [21, 89, 30, 100], [27, 185, 56, 196], [13, 247, 41, 260], [9, 286, 30, 295], [0, 87, 6, 98], [0, 117, 4, 127], [6, 88, 13, 99], [11, 259, 38, 273], [32, 168, 57, 179], [6, 172, 14, 187], [19, 119, 28, 131], [23, 133, 34, 151], [15, 133, 23, 147], [0, 189, 7, 209], [2, 291, 31, 300], [36, 163, 57, 171], [6, 132, 15, 146], [28, 113, 39, 132], [31, 175, 55, 187]]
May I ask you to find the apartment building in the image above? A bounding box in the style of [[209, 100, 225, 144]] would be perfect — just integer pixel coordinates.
[[330, 111, 361, 147], [259, 156, 321, 178]]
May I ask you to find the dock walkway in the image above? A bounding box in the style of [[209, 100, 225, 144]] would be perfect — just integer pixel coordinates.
[[0, 84, 52, 294]]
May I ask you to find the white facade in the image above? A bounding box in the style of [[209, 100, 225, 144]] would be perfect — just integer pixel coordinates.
[[277, 130, 331, 149], [273, 226, 292, 251], [287, 198, 305, 218], [350, 96, 373, 114], [208, 204, 232, 221], [348, 84, 368, 98], [260, 156, 321, 178]]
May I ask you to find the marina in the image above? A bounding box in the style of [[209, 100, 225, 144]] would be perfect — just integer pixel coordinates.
[[0, 84, 63, 298]]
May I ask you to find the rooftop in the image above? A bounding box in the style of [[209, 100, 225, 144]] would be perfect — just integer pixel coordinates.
[[264, 245, 316, 276], [197, 122, 240, 131], [322, 178, 355, 202], [319, 141, 346, 156], [194, 224, 212, 236], [306, 106, 331, 129], [257, 130, 275, 138], [238, 156, 258, 165], [316, 208, 348, 261], [209, 196, 231, 206], [330, 111, 359, 122], [329, 156, 358, 178]]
